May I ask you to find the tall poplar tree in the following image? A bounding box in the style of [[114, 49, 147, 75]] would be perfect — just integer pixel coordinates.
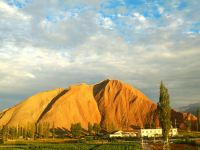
[[157, 81, 171, 145], [88, 122, 93, 135], [52, 122, 55, 139]]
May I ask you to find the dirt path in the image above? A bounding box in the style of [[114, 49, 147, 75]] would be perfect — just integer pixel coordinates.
[[141, 143, 151, 150]]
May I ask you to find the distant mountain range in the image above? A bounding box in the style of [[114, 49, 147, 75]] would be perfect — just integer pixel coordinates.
[[177, 103, 200, 116], [0, 79, 197, 130]]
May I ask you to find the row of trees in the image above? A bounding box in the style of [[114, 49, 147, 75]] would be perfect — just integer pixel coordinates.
[[70, 122, 101, 138], [0, 122, 51, 142], [0, 122, 102, 141]]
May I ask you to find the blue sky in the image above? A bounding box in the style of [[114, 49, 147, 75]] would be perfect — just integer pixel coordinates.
[[0, 0, 200, 110]]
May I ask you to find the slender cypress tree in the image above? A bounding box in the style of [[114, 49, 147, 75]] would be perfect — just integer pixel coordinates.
[[157, 81, 171, 145]]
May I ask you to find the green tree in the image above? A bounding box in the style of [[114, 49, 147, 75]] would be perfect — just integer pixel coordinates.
[[36, 122, 50, 138], [26, 123, 35, 138], [144, 123, 150, 129], [157, 81, 171, 146], [18, 126, 23, 138], [9, 127, 17, 139], [34, 123, 37, 140], [43, 122, 50, 138], [0, 126, 3, 144], [37, 123, 43, 138], [88, 122, 93, 135], [184, 120, 191, 132], [51, 122, 55, 139], [145, 121, 156, 129], [70, 123, 82, 138], [197, 108, 200, 131], [23, 127, 27, 139], [151, 121, 156, 129], [2, 125, 8, 141], [93, 123, 101, 135]]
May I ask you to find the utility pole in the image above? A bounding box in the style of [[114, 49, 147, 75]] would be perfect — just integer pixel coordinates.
[[141, 136, 144, 149]]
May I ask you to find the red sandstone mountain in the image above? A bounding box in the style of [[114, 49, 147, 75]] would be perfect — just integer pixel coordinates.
[[0, 79, 197, 130], [93, 79, 157, 130], [171, 109, 197, 130]]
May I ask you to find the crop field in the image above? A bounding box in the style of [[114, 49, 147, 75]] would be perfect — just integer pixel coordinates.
[[0, 142, 140, 150]]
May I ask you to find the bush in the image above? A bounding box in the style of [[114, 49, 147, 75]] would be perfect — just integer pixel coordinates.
[[174, 138, 200, 147], [0, 138, 3, 144], [93, 123, 101, 135], [86, 136, 94, 141], [70, 123, 82, 138]]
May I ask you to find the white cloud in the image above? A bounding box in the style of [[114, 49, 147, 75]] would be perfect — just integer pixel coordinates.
[[158, 7, 164, 14], [96, 14, 114, 29], [102, 17, 114, 29], [0, 1, 30, 19], [0, 1, 16, 14], [24, 73, 36, 79], [133, 12, 146, 22]]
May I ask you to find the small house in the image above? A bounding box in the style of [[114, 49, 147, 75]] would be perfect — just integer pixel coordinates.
[[109, 130, 137, 138]]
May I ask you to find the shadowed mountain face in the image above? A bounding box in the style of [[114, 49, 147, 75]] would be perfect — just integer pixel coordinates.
[[0, 79, 197, 130]]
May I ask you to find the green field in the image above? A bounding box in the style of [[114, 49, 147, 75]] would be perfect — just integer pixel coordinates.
[[0, 142, 140, 150]]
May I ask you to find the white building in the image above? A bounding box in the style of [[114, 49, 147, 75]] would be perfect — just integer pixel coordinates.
[[109, 130, 137, 138], [139, 128, 178, 138]]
